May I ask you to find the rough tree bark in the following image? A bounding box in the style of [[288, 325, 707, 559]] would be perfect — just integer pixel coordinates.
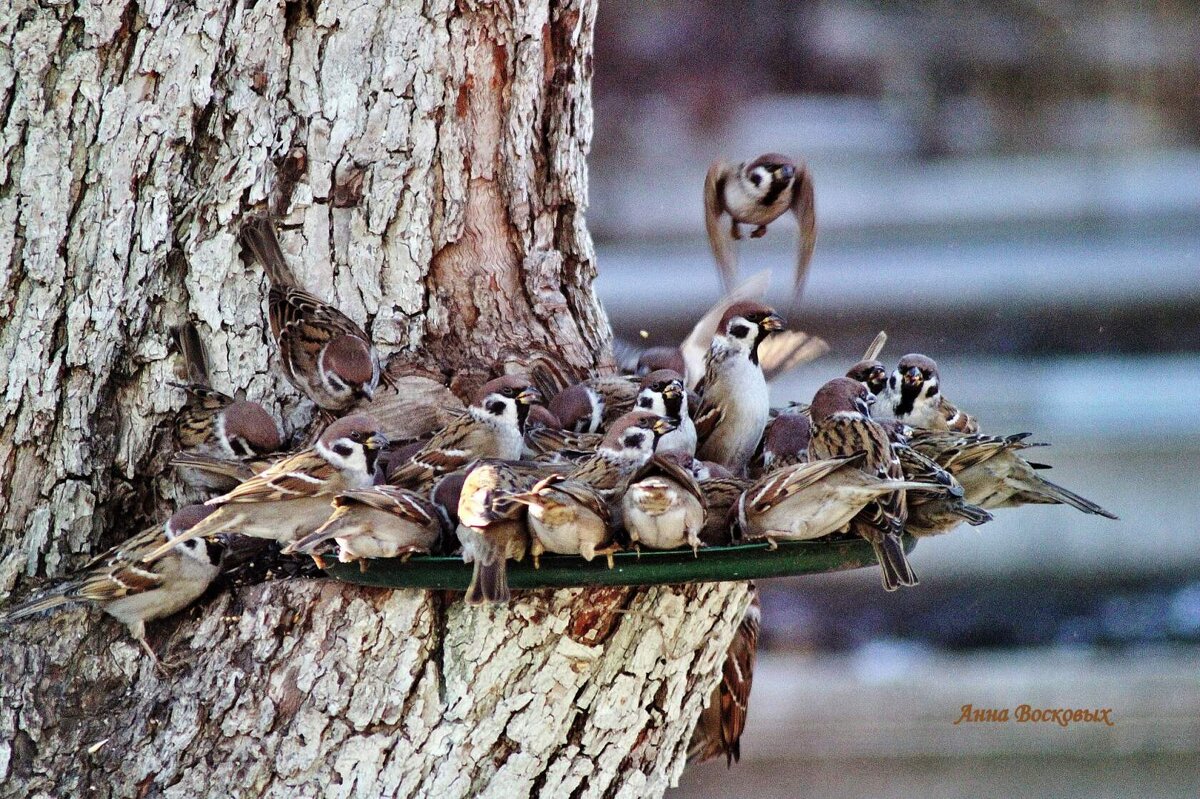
[[0, 1, 749, 797]]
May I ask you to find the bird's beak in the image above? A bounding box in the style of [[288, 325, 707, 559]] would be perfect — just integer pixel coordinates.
[[652, 417, 678, 436], [902, 367, 922, 386], [518, 387, 544, 405], [662, 382, 683, 400], [365, 433, 389, 451], [761, 313, 785, 332], [775, 164, 796, 181]]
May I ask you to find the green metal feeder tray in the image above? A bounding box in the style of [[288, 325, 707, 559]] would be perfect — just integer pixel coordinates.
[[322, 537, 916, 591]]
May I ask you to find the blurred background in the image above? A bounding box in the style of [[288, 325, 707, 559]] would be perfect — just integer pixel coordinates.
[[587, 1, 1200, 796]]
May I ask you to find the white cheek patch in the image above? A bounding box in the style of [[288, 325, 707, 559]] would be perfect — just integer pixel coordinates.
[[317, 439, 367, 478]]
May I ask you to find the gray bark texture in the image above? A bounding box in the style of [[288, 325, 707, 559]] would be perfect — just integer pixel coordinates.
[[0, 0, 750, 796]]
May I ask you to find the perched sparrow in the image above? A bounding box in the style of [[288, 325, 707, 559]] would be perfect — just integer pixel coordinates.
[[387, 376, 542, 487], [621, 451, 708, 553], [846, 359, 889, 401], [698, 476, 750, 546], [171, 323, 283, 491], [634, 369, 696, 456], [887, 354, 978, 433], [704, 154, 816, 304], [559, 411, 677, 495], [283, 486, 442, 568], [550, 376, 640, 433], [689, 585, 760, 766], [0, 505, 224, 670], [694, 302, 784, 473], [735, 452, 936, 553], [456, 460, 533, 605], [884, 426, 993, 537], [508, 474, 614, 567], [910, 430, 1118, 518], [240, 214, 383, 413], [808, 377, 921, 590], [143, 414, 388, 561], [512, 412, 676, 565], [751, 411, 812, 477]]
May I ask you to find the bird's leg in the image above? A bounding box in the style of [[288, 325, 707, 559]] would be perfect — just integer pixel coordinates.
[[730, 219, 743, 240], [750, 224, 768, 239], [358, 558, 368, 573], [594, 542, 622, 569], [766, 537, 779, 551]]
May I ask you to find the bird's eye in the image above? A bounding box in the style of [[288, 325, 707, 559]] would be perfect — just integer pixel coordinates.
[[729, 324, 750, 339], [349, 431, 363, 442]]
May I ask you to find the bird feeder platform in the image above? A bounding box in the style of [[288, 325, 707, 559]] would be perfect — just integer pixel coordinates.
[[322, 537, 913, 591]]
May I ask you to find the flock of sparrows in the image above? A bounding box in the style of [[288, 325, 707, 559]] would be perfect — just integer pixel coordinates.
[[1, 155, 1115, 766]]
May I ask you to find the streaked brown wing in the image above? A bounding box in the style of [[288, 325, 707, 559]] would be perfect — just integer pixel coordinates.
[[704, 160, 736, 291], [719, 591, 761, 764], [215, 449, 337, 504], [788, 162, 816, 306], [337, 486, 439, 525]]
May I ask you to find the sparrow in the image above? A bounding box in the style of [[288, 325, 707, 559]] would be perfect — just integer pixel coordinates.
[[548, 376, 640, 433], [808, 377, 922, 590], [689, 585, 760, 766], [734, 452, 938, 554], [240, 214, 383, 414], [887, 353, 978, 433], [751, 410, 812, 478], [171, 323, 284, 491], [387, 375, 542, 487], [909, 430, 1118, 518], [0, 504, 224, 670], [704, 154, 816, 304], [882, 424, 994, 537], [456, 459, 533, 605], [634, 369, 696, 456], [621, 451, 708, 553], [283, 486, 443, 568], [143, 413, 389, 561], [511, 412, 677, 566], [694, 301, 784, 474]]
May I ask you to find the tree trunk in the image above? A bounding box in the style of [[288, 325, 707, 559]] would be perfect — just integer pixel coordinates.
[[0, 1, 749, 796]]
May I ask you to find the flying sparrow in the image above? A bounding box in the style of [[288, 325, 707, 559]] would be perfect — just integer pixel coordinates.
[[689, 585, 760, 766], [456, 459, 533, 605], [887, 353, 978, 433], [0, 504, 224, 670], [283, 486, 443, 568], [694, 301, 784, 474], [808, 377, 922, 590], [704, 154, 816, 304], [621, 451, 708, 553], [909, 430, 1118, 518], [386, 375, 543, 487], [240, 214, 383, 414], [171, 323, 284, 491], [634, 369, 696, 456], [143, 413, 389, 561]]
